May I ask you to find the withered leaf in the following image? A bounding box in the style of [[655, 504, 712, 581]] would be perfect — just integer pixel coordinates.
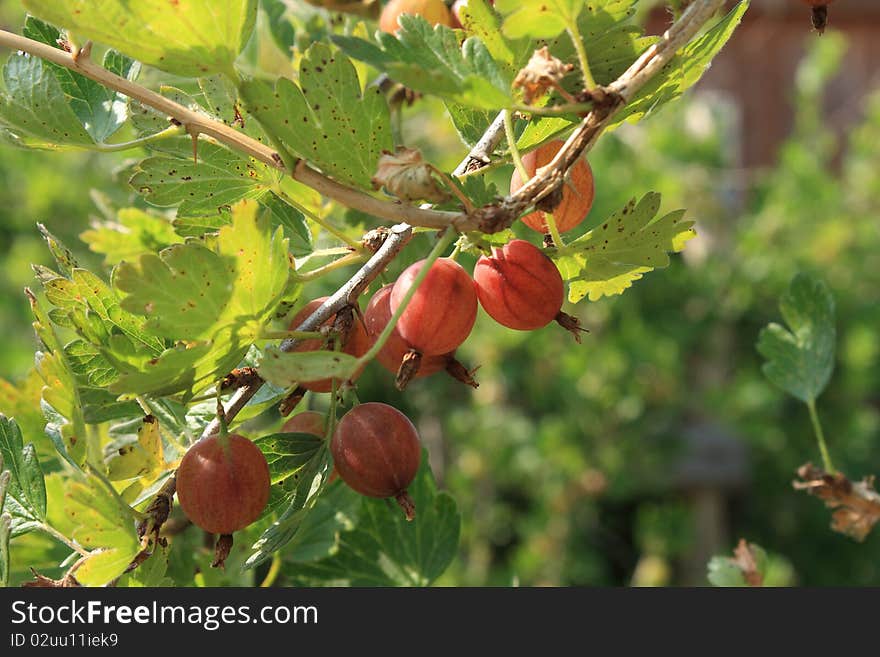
[[513, 46, 574, 106], [793, 463, 880, 542], [371, 146, 448, 204]]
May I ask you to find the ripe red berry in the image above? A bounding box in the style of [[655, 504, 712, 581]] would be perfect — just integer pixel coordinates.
[[509, 139, 595, 234], [390, 258, 477, 356], [288, 297, 369, 393], [365, 285, 448, 377], [379, 0, 454, 34], [282, 411, 326, 437], [473, 239, 565, 330], [365, 284, 479, 390], [176, 433, 271, 535], [331, 402, 421, 519]]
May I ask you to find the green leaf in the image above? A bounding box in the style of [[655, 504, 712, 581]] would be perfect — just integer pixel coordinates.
[[115, 241, 234, 341], [706, 555, 747, 587], [260, 193, 312, 258], [757, 273, 836, 403], [496, 0, 584, 39], [333, 17, 512, 111], [80, 208, 183, 266], [0, 39, 93, 148], [242, 43, 392, 189], [555, 193, 696, 302], [23, 0, 259, 78], [64, 474, 139, 585], [65, 340, 117, 387], [245, 441, 332, 569], [608, 1, 749, 130], [284, 481, 360, 564], [0, 416, 47, 525], [130, 142, 276, 218], [35, 350, 87, 469], [291, 454, 460, 586], [258, 347, 359, 389], [255, 432, 325, 485], [115, 199, 288, 355], [22, 17, 137, 144], [37, 224, 79, 277], [262, 0, 296, 57], [75, 547, 138, 587], [455, 0, 526, 68]]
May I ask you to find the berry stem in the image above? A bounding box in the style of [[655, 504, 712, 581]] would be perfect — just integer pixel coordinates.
[[544, 213, 566, 250], [503, 109, 530, 183], [566, 24, 596, 90], [395, 490, 416, 522], [356, 228, 457, 369]]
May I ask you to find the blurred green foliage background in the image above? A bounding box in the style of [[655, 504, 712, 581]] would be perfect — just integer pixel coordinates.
[[1, 3, 879, 586]]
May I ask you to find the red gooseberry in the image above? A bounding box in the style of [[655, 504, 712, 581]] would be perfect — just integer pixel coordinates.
[[331, 402, 421, 520], [509, 139, 595, 234], [176, 433, 271, 535], [390, 258, 477, 356], [379, 0, 453, 34], [282, 411, 326, 437]]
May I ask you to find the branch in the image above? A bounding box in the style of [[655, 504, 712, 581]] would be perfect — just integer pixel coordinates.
[[470, 0, 727, 234], [0, 29, 459, 230]]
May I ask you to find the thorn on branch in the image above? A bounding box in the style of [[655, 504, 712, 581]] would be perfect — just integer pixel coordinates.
[[71, 40, 92, 64], [23, 567, 80, 588]]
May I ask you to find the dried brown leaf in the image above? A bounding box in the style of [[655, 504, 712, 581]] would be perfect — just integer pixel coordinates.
[[793, 463, 880, 541], [732, 539, 763, 587], [371, 147, 449, 203], [513, 47, 575, 105]]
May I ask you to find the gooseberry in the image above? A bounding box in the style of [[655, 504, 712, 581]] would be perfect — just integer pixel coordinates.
[[176, 433, 271, 535], [509, 139, 595, 234], [379, 0, 453, 34], [390, 258, 477, 356], [331, 402, 421, 520]]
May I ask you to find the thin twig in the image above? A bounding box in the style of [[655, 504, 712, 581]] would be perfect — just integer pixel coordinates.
[[0, 29, 461, 230]]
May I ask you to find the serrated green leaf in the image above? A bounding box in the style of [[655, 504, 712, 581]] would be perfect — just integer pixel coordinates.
[[22, 17, 137, 144], [130, 142, 276, 217], [255, 432, 325, 485], [0, 370, 51, 467], [456, 0, 526, 68], [333, 17, 512, 111], [115, 242, 233, 341], [608, 1, 749, 130], [0, 416, 47, 524], [23, 0, 258, 78], [555, 193, 695, 302], [115, 199, 287, 343], [757, 273, 836, 403], [242, 43, 392, 189], [291, 454, 460, 586], [258, 347, 359, 389], [81, 208, 183, 266]]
